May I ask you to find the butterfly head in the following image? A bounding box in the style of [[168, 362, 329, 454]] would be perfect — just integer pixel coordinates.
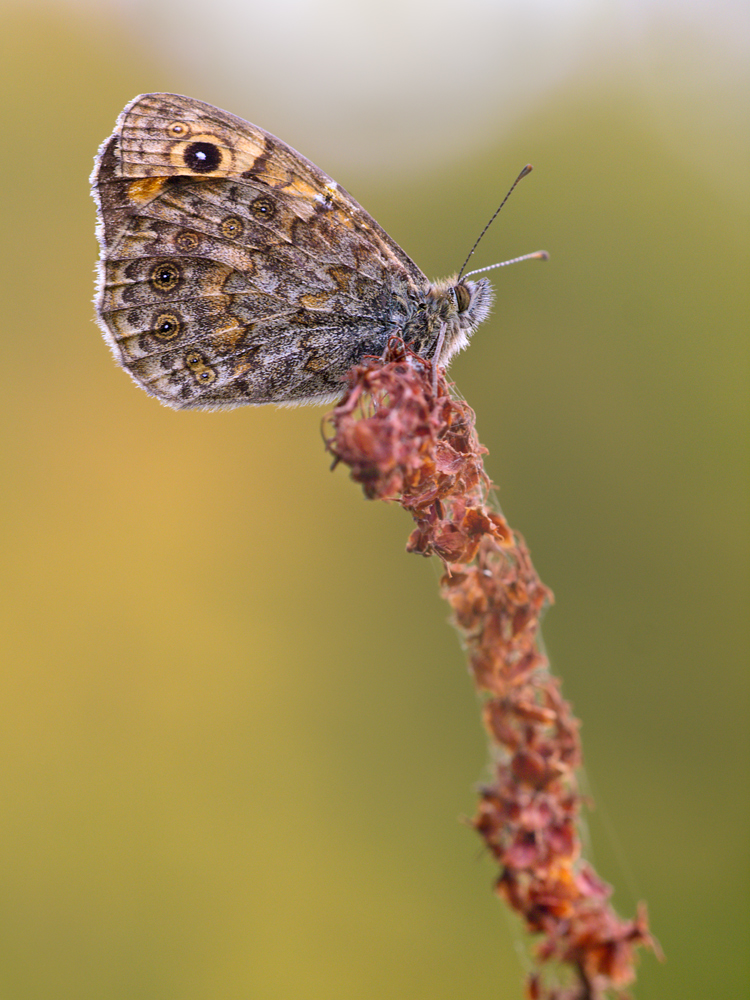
[[424, 276, 494, 366]]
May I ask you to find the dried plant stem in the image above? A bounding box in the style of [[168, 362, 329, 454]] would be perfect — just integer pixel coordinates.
[[326, 339, 658, 1000]]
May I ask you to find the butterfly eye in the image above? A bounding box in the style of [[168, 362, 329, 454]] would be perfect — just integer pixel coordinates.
[[454, 284, 471, 313], [183, 141, 222, 173]]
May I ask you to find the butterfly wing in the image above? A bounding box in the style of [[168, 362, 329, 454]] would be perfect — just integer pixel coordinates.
[[92, 93, 429, 408]]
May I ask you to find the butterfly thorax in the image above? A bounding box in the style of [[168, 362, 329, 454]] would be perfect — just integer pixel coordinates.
[[404, 276, 493, 366]]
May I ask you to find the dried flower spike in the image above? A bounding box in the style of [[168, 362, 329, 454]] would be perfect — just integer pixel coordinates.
[[326, 339, 659, 999]]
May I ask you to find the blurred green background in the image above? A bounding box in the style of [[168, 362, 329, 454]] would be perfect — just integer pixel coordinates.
[[1, 3, 747, 998]]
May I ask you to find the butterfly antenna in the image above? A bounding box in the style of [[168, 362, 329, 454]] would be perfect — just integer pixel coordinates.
[[456, 164, 540, 282], [462, 249, 549, 279]]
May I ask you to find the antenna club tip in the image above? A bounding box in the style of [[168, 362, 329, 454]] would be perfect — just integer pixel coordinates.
[[536, 250, 550, 261], [519, 164, 533, 179]]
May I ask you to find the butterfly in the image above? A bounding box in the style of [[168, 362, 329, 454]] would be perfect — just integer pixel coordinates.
[[91, 93, 494, 408]]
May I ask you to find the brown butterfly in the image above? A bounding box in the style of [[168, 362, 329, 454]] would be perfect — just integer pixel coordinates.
[[91, 93, 496, 408]]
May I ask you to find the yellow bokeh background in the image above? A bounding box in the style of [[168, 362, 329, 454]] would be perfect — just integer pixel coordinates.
[[1, 5, 747, 999]]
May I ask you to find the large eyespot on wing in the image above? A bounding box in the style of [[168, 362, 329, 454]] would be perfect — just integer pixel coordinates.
[[112, 93, 273, 179]]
